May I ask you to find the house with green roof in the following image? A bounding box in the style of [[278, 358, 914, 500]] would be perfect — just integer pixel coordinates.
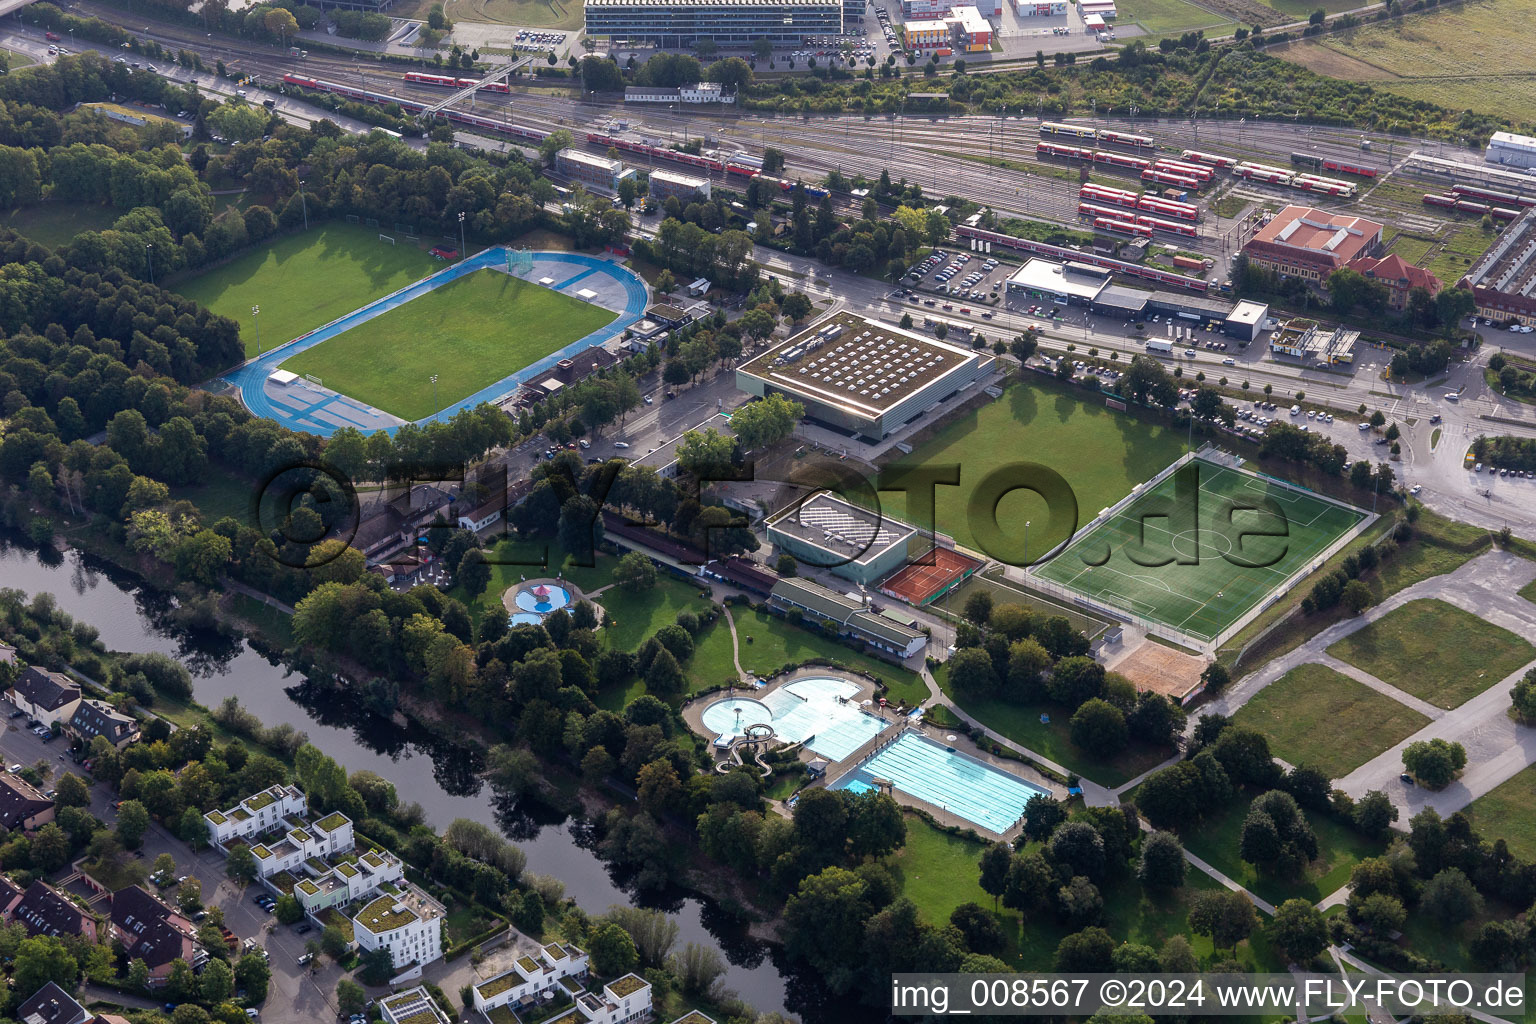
[[379, 985, 449, 1024], [471, 941, 590, 1016], [204, 785, 305, 848], [575, 973, 652, 1024], [351, 883, 444, 979]]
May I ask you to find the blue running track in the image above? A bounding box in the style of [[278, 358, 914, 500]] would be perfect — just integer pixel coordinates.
[[225, 249, 649, 437]]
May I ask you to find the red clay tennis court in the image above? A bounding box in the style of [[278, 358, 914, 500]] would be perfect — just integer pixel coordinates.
[[879, 546, 984, 606]]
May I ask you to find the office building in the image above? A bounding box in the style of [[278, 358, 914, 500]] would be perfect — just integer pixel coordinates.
[[585, 0, 843, 47]]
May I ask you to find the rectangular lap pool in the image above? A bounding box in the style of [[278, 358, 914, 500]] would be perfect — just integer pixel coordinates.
[[833, 731, 1048, 836]]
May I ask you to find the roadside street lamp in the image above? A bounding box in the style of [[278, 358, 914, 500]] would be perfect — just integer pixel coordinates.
[[458, 211, 466, 259]]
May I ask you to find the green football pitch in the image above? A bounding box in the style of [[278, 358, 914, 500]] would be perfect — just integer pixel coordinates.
[[1031, 457, 1369, 643], [279, 268, 615, 421], [176, 224, 442, 359]]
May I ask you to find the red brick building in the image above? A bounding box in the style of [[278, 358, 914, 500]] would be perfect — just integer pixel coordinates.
[[1243, 205, 1383, 286], [1345, 253, 1443, 311]]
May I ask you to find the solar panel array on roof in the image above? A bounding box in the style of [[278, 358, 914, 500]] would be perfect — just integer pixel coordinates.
[[785, 326, 947, 401], [794, 496, 903, 553]]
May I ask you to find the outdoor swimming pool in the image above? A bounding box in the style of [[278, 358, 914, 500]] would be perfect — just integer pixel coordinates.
[[700, 677, 887, 762], [507, 584, 572, 627], [834, 731, 1047, 836]]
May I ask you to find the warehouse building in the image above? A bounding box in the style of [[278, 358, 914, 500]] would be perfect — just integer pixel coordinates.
[[1091, 284, 1150, 318], [1460, 207, 1536, 326], [1485, 131, 1536, 171], [648, 168, 711, 204], [904, 0, 1002, 16], [584, 0, 843, 45], [555, 149, 624, 191], [624, 82, 735, 104], [735, 312, 990, 442], [1242, 205, 1383, 285], [766, 491, 917, 586]]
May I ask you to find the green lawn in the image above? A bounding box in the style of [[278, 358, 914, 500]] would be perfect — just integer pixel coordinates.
[[1116, 0, 1236, 33], [1326, 599, 1536, 709], [175, 222, 442, 359], [2, 202, 121, 250], [882, 379, 1187, 559], [2, 49, 35, 70], [933, 664, 1174, 787], [1182, 790, 1385, 906], [282, 269, 613, 421], [893, 814, 1280, 971], [1232, 663, 1428, 779], [445, 537, 620, 628], [733, 607, 927, 705], [1520, 577, 1536, 606], [1464, 764, 1536, 861]]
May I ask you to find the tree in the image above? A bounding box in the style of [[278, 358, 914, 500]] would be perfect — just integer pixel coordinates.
[[644, 647, 684, 694], [1053, 926, 1116, 972], [177, 878, 203, 914], [357, 947, 395, 986], [1341, 579, 1372, 614], [12, 936, 78, 996], [729, 393, 802, 451], [590, 922, 639, 976], [1353, 790, 1398, 840], [199, 956, 234, 1003], [614, 551, 657, 594], [1420, 867, 1482, 924], [1046, 822, 1106, 882], [116, 799, 150, 849], [782, 292, 813, 323], [457, 549, 492, 598], [1402, 738, 1466, 788], [1268, 898, 1327, 963], [320, 924, 350, 960], [1137, 831, 1186, 891], [963, 590, 994, 625], [336, 979, 367, 1015], [54, 772, 90, 808], [1188, 889, 1257, 951], [950, 903, 1005, 955], [1511, 667, 1536, 722], [948, 647, 998, 697], [1351, 892, 1405, 936], [978, 842, 1012, 909], [274, 894, 303, 924], [1070, 699, 1127, 757], [226, 844, 257, 885], [264, 6, 299, 43], [761, 148, 786, 175]]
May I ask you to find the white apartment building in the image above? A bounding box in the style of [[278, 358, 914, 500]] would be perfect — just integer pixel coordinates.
[[380, 986, 450, 1024], [472, 942, 590, 1016], [204, 785, 307, 848], [248, 812, 355, 880], [352, 885, 445, 977], [574, 974, 652, 1024], [293, 848, 404, 915]]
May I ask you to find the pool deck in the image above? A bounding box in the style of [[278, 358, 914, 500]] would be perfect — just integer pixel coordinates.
[[825, 723, 1066, 843], [682, 666, 898, 759], [500, 577, 602, 623]]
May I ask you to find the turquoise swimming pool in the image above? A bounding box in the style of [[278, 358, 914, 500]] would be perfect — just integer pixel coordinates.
[[833, 731, 1046, 835], [700, 677, 886, 762]]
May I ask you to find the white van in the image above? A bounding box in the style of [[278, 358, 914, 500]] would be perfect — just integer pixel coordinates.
[[1289, 404, 1301, 416], [1445, 392, 1460, 402]]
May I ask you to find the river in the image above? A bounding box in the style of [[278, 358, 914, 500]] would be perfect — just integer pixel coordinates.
[[0, 535, 800, 1017]]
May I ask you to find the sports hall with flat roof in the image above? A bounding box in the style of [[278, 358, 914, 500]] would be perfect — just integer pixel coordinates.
[[1030, 455, 1371, 647], [735, 312, 991, 441]]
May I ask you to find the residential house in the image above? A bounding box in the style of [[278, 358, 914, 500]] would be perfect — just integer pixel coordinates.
[[0, 639, 16, 665], [379, 986, 450, 1024], [292, 847, 403, 915], [471, 942, 590, 1016], [352, 506, 410, 564], [248, 811, 355, 880], [67, 699, 138, 750], [7, 667, 81, 726], [204, 784, 307, 848], [1345, 253, 1444, 311], [0, 875, 25, 918], [0, 773, 55, 831], [455, 492, 505, 533], [109, 886, 202, 985], [15, 981, 89, 1024], [350, 884, 445, 978], [574, 974, 652, 1024], [11, 880, 97, 942]]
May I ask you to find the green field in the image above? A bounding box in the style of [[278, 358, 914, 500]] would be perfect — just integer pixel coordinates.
[[1034, 459, 1367, 643], [1521, 577, 1536, 605], [882, 380, 1187, 559], [175, 223, 442, 358], [1115, 0, 1235, 34], [1465, 765, 1536, 861], [1183, 789, 1384, 905], [731, 608, 926, 705], [281, 269, 614, 421], [3, 203, 121, 250], [1326, 599, 1536, 709], [1233, 663, 1429, 779]]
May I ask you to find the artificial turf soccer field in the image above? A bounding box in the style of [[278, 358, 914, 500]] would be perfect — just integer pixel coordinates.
[[279, 268, 616, 422], [176, 224, 442, 359], [1031, 457, 1369, 643]]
